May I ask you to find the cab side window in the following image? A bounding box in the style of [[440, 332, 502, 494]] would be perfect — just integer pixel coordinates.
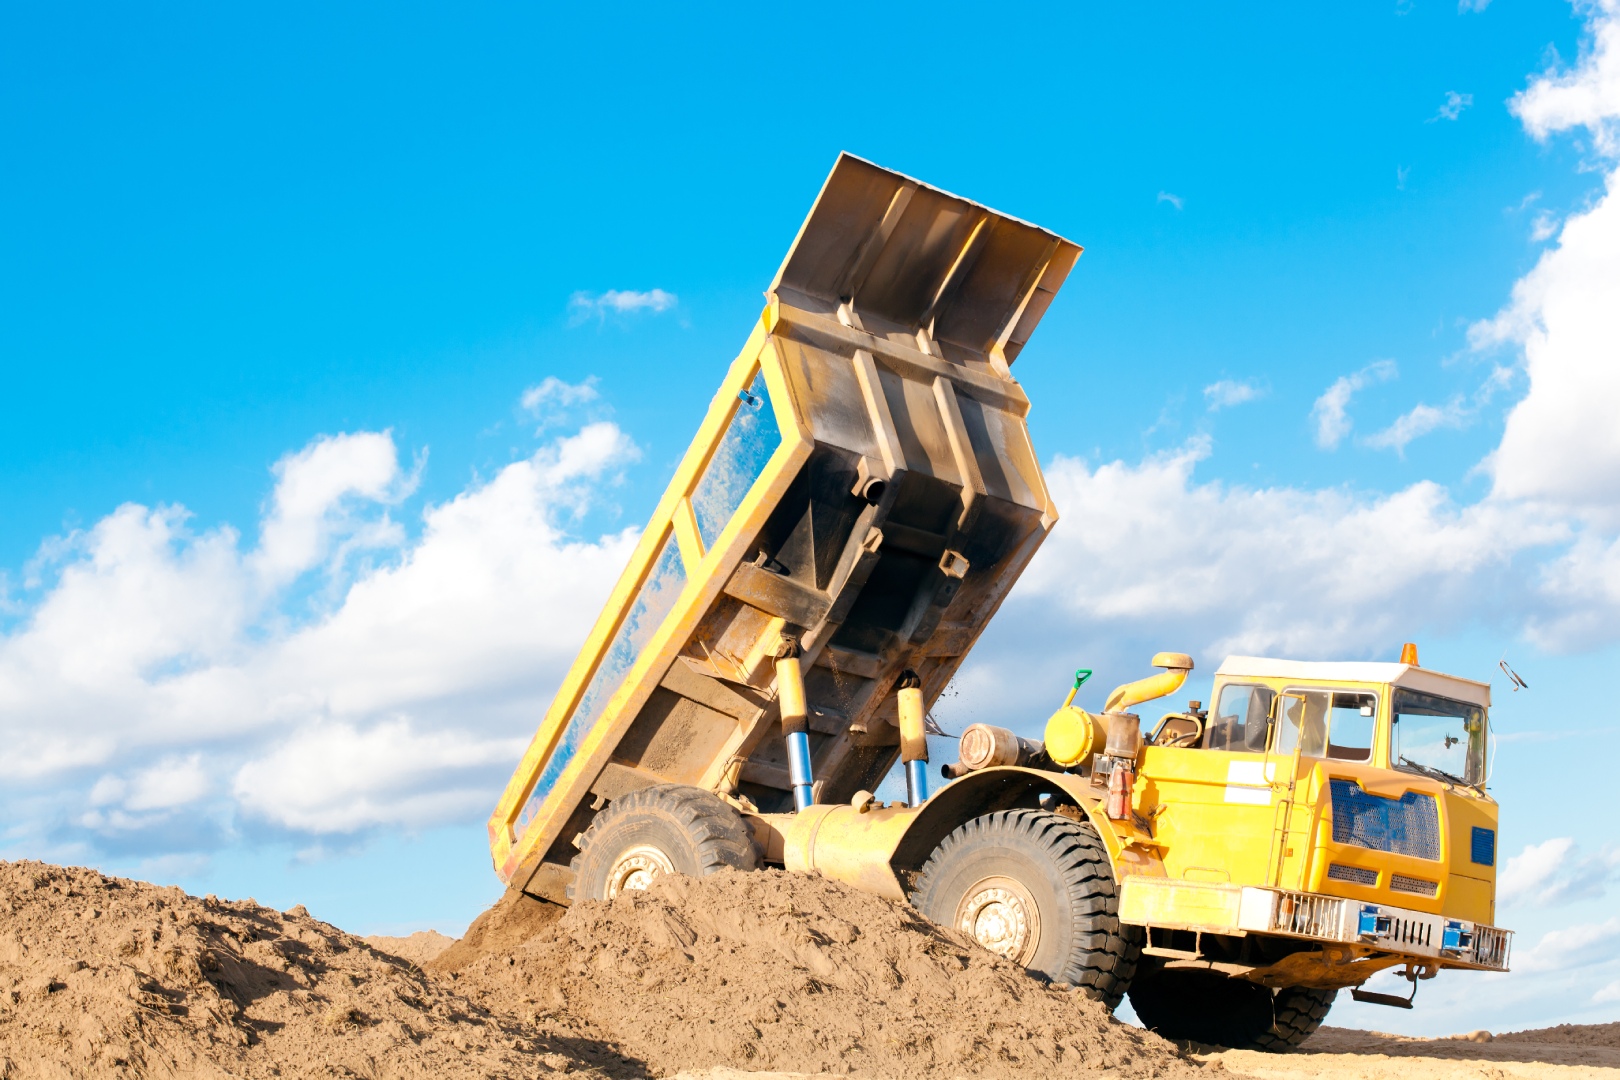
[[1204, 683, 1275, 752], [1326, 692, 1377, 761], [1274, 689, 1376, 760]]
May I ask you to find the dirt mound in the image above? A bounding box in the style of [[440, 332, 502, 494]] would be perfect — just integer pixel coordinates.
[[458, 868, 1195, 1079], [1495, 1022, 1620, 1047], [0, 860, 607, 1079], [1, 858, 1195, 1078], [365, 930, 456, 967]]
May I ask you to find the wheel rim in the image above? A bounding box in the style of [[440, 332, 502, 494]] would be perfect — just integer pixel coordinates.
[[955, 875, 1041, 965], [604, 845, 675, 898]]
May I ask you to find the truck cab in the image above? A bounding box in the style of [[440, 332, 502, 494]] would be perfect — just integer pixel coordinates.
[[1118, 652, 1509, 1007]]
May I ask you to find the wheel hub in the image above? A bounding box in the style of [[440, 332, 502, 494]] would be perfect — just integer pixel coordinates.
[[605, 845, 675, 898], [956, 876, 1040, 966]]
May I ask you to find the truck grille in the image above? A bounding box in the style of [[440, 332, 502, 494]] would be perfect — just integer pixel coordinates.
[[1275, 892, 1347, 938], [1473, 925, 1512, 968], [1327, 863, 1378, 886], [1329, 779, 1441, 861], [1389, 874, 1439, 897]]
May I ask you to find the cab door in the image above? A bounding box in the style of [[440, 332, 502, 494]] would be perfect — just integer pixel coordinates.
[[1136, 682, 1281, 888], [1267, 688, 1380, 890]]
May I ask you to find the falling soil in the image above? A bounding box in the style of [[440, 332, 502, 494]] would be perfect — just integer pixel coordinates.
[[456, 868, 1197, 1079], [425, 886, 563, 976]]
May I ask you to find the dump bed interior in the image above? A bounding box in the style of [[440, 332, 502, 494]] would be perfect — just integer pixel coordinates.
[[489, 154, 1082, 900]]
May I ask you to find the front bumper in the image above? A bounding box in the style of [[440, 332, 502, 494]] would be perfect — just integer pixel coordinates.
[[1118, 879, 1512, 971]]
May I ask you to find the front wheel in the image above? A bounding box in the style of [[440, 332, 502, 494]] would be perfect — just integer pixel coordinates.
[[1128, 966, 1336, 1050], [910, 808, 1142, 1008]]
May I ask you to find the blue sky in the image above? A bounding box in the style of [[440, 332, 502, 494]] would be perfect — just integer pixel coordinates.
[[5, 0, 1620, 1036]]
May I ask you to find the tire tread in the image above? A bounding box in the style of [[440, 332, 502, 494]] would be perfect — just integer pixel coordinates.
[[566, 784, 758, 901], [912, 808, 1142, 1009]]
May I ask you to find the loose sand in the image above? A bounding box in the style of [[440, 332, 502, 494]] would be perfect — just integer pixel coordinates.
[[2, 857, 1615, 1079], [446, 868, 1192, 1078]]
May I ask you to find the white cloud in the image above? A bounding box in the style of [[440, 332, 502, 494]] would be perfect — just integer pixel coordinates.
[[1499, 837, 1620, 908], [1511, 0, 1620, 154], [1430, 91, 1475, 122], [1472, 0, 1620, 515], [568, 288, 678, 324], [1515, 917, 1620, 973], [521, 375, 603, 434], [1203, 379, 1264, 411], [1527, 529, 1620, 647], [1362, 398, 1470, 454], [1459, 0, 1491, 11], [1472, 175, 1620, 510], [251, 431, 415, 588], [233, 720, 523, 833], [521, 375, 599, 414], [1531, 209, 1560, 241], [1009, 440, 1562, 661], [1397, 165, 1411, 190], [0, 410, 642, 848], [1311, 360, 1398, 449], [1156, 191, 1184, 210], [125, 755, 211, 811], [1597, 979, 1620, 1002]]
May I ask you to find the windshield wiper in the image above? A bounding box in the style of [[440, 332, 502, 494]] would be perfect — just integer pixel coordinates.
[[1397, 756, 1475, 790]]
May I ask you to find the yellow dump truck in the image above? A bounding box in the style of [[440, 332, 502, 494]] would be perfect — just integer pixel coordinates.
[[488, 154, 1511, 1050]]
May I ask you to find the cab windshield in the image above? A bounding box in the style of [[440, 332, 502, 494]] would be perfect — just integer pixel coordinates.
[[1391, 688, 1487, 787]]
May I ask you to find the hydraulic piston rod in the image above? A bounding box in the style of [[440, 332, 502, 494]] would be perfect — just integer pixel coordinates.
[[776, 644, 814, 812], [897, 670, 929, 806]]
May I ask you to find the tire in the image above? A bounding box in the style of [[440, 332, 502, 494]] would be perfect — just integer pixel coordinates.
[[911, 809, 1142, 1009], [1127, 966, 1336, 1051], [568, 784, 759, 902]]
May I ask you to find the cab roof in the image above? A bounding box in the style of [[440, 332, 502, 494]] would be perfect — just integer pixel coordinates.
[[1215, 656, 1492, 708]]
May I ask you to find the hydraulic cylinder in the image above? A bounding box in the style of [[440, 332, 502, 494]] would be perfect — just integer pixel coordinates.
[[776, 649, 814, 811], [897, 671, 929, 806]]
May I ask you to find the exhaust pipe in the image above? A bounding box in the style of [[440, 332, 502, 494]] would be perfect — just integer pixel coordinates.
[[1103, 652, 1194, 714]]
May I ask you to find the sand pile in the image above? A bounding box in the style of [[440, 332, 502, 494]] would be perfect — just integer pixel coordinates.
[[0, 860, 605, 1079], [454, 868, 1195, 1079], [2, 858, 1193, 1079], [1209, 1023, 1620, 1076]]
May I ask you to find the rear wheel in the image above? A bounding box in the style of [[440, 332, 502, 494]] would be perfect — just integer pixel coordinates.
[[1127, 966, 1335, 1050], [911, 809, 1142, 1008], [568, 785, 759, 902]]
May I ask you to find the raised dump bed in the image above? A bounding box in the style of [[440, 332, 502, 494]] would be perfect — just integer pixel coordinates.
[[489, 153, 1081, 900]]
